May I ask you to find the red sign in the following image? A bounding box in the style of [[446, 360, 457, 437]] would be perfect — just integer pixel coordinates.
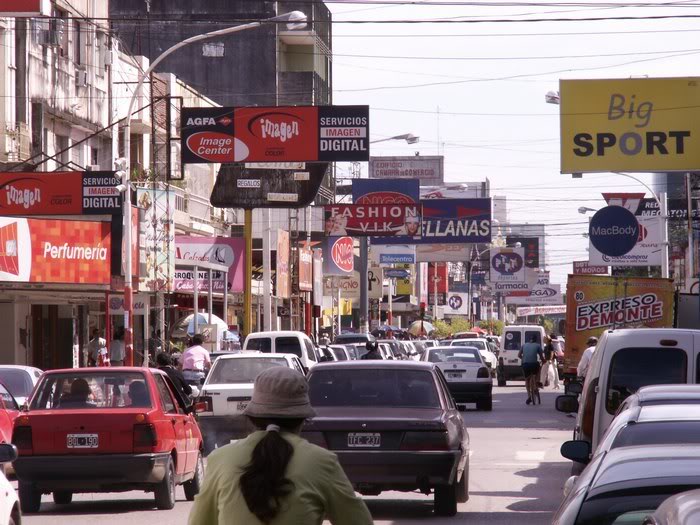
[[332, 237, 354, 273], [573, 260, 608, 275], [324, 204, 422, 237], [1, 0, 49, 16], [0, 217, 111, 285]]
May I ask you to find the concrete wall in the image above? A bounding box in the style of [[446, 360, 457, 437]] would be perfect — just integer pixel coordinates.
[[0, 303, 31, 365]]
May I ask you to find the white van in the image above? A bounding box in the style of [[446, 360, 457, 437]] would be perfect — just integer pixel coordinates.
[[242, 331, 318, 370], [556, 328, 700, 472], [497, 325, 546, 386]]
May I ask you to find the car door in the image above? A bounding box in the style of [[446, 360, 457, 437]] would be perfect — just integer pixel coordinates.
[[163, 374, 201, 470], [154, 374, 189, 475], [434, 369, 469, 472]]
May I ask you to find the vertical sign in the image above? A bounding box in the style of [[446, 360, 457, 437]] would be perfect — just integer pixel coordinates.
[[276, 230, 290, 299], [137, 189, 175, 292]]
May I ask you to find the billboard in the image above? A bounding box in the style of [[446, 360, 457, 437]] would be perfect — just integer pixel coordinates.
[[368, 156, 444, 186], [588, 215, 662, 266], [0, 217, 110, 285], [276, 230, 290, 299], [375, 198, 491, 245], [560, 77, 700, 173], [173, 236, 245, 293], [506, 236, 539, 268], [0, 171, 121, 215], [445, 292, 470, 315], [323, 204, 421, 237], [299, 247, 313, 292], [490, 247, 525, 283], [182, 105, 369, 163], [507, 284, 563, 305], [415, 243, 472, 263], [1, 0, 50, 16], [564, 275, 675, 372], [137, 189, 175, 293], [323, 236, 354, 276]]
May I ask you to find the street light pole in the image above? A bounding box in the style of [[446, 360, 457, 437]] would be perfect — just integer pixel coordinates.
[[119, 11, 307, 356]]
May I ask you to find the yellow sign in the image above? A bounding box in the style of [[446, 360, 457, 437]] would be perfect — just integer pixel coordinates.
[[560, 77, 700, 173], [394, 264, 414, 296]]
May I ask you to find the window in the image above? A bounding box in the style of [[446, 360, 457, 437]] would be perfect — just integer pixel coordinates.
[[612, 421, 700, 449], [154, 375, 177, 414], [208, 358, 287, 384], [95, 31, 107, 76], [524, 330, 542, 346], [246, 337, 271, 353], [0, 369, 34, 399], [303, 338, 317, 361], [309, 369, 441, 408], [504, 331, 521, 351], [0, 385, 18, 411], [428, 348, 481, 363], [606, 348, 687, 414], [277, 337, 302, 358], [74, 20, 82, 65]]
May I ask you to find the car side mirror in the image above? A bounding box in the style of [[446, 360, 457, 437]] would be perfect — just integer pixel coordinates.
[[556, 395, 579, 414], [560, 440, 591, 464], [568, 382, 584, 395], [0, 443, 17, 463]]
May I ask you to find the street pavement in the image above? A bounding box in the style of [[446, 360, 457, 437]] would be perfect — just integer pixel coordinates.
[[22, 381, 573, 525]]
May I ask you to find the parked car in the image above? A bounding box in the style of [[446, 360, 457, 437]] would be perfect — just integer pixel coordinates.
[[0, 444, 19, 525], [196, 353, 305, 454], [450, 338, 497, 371], [423, 346, 492, 411], [555, 328, 698, 473], [328, 345, 352, 361], [316, 346, 338, 363], [12, 367, 203, 513], [614, 384, 700, 415], [552, 444, 700, 524], [412, 341, 427, 360], [377, 339, 406, 360], [644, 488, 700, 525], [333, 333, 376, 345], [0, 384, 19, 446], [0, 366, 43, 407], [377, 343, 394, 360], [497, 325, 546, 386], [242, 330, 318, 370], [305, 361, 470, 516]]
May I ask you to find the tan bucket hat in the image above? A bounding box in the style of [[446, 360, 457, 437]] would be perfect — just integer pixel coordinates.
[[243, 366, 316, 419]]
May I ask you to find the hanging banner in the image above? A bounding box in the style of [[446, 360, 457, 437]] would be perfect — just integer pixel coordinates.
[[313, 249, 323, 305], [0, 217, 111, 285], [323, 204, 421, 237], [174, 236, 245, 293], [182, 105, 369, 164], [276, 230, 290, 299], [0, 172, 122, 215], [560, 77, 700, 173], [589, 215, 662, 267], [415, 244, 472, 263], [137, 189, 175, 293], [323, 236, 354, 276], [299, 247, 313, 292]]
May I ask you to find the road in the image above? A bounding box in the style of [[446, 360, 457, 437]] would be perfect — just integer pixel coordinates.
[[22, 382, 573, 525]]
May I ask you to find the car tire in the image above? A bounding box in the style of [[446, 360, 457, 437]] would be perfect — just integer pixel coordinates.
[[19, 481, 41, 513], [434, 483, 458, 517], [53, 491, 73, 505], [154, 457, 176, 510], [477, 397, 493, 411], [184, 452, 204, 501]]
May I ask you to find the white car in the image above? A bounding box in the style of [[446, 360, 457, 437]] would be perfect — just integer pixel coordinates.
[[450, 339, 497, 371], [422, 346, 493, 411], [0, 366, 43, 407], [196, 352, 306, 454], [0, 444, 19, 525]]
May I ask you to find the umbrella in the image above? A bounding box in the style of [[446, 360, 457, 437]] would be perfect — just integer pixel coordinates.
[[408, 320, 435, 336], [378, 324, 401, 332], [171, 311, 229, 339]]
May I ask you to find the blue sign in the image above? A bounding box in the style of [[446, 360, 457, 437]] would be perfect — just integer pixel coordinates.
[[376, 198, 492, 245], [385, 269, 411, 279], [589, 205, 639, 257], [380, 253, 416, 264]]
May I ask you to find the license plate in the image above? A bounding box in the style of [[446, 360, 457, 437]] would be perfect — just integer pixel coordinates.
[[236, 401, 248, 411], [67, 433, 98, 448], [447, 372, 463, 380], [347, 432, 381, 448]]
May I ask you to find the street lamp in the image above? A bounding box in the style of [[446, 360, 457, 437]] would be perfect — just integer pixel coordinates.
[[119, 10, 307, 364], [371, 133, 420, 145], [578, 206, 597, 214]]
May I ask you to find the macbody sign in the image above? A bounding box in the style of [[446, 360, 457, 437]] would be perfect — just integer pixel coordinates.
[[588, 205, 639, 257], [0, 172, 121, 215], [589, 215, 662, 267], [181, 105, 369, 163], [323, 204, 421, 237]]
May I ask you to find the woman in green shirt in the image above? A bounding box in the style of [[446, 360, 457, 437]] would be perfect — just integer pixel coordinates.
[[189, 367, 373, 525]]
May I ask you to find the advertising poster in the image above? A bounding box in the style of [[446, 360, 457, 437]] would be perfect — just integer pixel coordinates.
[[573, 260, 608, 275], [368, 156, 444, 186], [173, 236, 245, 293], [1, 0, 50, 16], [445, 292, 470, 315], [506, 236, 539, 268], [588, 215, 662, 266], [564, 275, 675, 372], [323, 236, 354, 276], [490, 247, 525, 283], [299, 247, 313, 292], [323, 204, 421, 237], [0, 217, 111, 285], [137, 189, 175, 293], [394, 263, 414, 297], [507, 284, 563, 305], [276, 229, 290, 299], [312, 249, 323, 305], [560, 77, 700, 173]]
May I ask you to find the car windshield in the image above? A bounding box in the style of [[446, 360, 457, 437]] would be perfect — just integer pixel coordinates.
[[309, 369, 441, 408], [31, 372, 152, 410], [428, 348, 481, 363], [208, 358, 288, 384], [0, 369, 33, 398], [454, 340, 486, 350], [575, 492, 687, 525], [612, 421, 700, 448]]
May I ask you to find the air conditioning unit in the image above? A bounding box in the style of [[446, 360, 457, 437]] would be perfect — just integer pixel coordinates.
[[75, 69, 88, 87], [103, 47, 113, 66]]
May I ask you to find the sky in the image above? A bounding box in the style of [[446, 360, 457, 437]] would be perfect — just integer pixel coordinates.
[[325, 0, 700, 288]]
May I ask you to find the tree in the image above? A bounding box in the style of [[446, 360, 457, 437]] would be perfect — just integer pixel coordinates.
[[478, 319, 503, 336]]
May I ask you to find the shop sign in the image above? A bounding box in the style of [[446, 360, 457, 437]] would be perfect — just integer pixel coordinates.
[[181, 105, 369, 163], [312, 249, 323, 305], [507, 284, 563, 305], [573, 260, 609, 275], [136, 189, 175, 293], [323, 236, 354, 276], [1, 0, 50, 16], [506, 236, 539, 268], [174, 236, 245, 293], [589, 215, 662, 267], [299, 247, 313, 292], [445, 292, 469, 315], [276, 229, 290, 299], [560, 77, 700, 173], [370, 244, 416, 265], [0, 171, 121, 215], [588, 205, 639, 257], [490, 247, 525, 283], [516, 305, 567, 317], [0, 217, 110, 285], [368, 156, 443, 186], [324, 204, 421, 237], [108, 294, 148, 315]]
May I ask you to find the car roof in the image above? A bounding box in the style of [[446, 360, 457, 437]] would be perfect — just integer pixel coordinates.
[[214, 352, 298, 361], [636, 385, 700, 402], [452, 339, 486, 344], [0, 365, 42, 372], [43, 367, 159, 375], [636, 405, 700, 423], [245, 331, 308, 338], [429, 346, 478, 351], [310, 361, 436, 371], [606, 328, 700, 338]]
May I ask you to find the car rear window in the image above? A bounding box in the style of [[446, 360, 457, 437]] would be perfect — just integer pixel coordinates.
[[606, 348, 688, 414], [611, 421, 700, 448], [0, 369, 33, 398], [453, 340, 486, 350], [31, 372, 152, 410], [277, 337, 302, 358], [309, 369, 440, 408], [246, 337, 272, 352], [504, 331, 521, 351], [208, 358, 288, 384], [428, 348, 481, 363]]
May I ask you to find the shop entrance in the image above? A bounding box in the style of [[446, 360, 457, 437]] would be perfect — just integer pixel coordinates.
[[31, 305, 83, 370]]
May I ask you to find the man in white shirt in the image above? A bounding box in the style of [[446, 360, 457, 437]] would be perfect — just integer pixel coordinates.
[[181, 334, 211, 384], [88, 329, 107, 367], [577, 336, 599, 379]]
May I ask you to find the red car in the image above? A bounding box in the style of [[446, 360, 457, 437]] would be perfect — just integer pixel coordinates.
[[12, 367, 203, 513]]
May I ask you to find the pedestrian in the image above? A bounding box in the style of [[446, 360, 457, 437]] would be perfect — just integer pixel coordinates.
[[181, 334, 211, 385], [110, 327, 126, 366], [518, 335, 544, 405], [577, 336, 598, 380], [361, 341, 382, 360], [156, 352, 192, 400], [188, 367, 373, 525], [148, 328, 164, 355], [88, 328, 106, 367]]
